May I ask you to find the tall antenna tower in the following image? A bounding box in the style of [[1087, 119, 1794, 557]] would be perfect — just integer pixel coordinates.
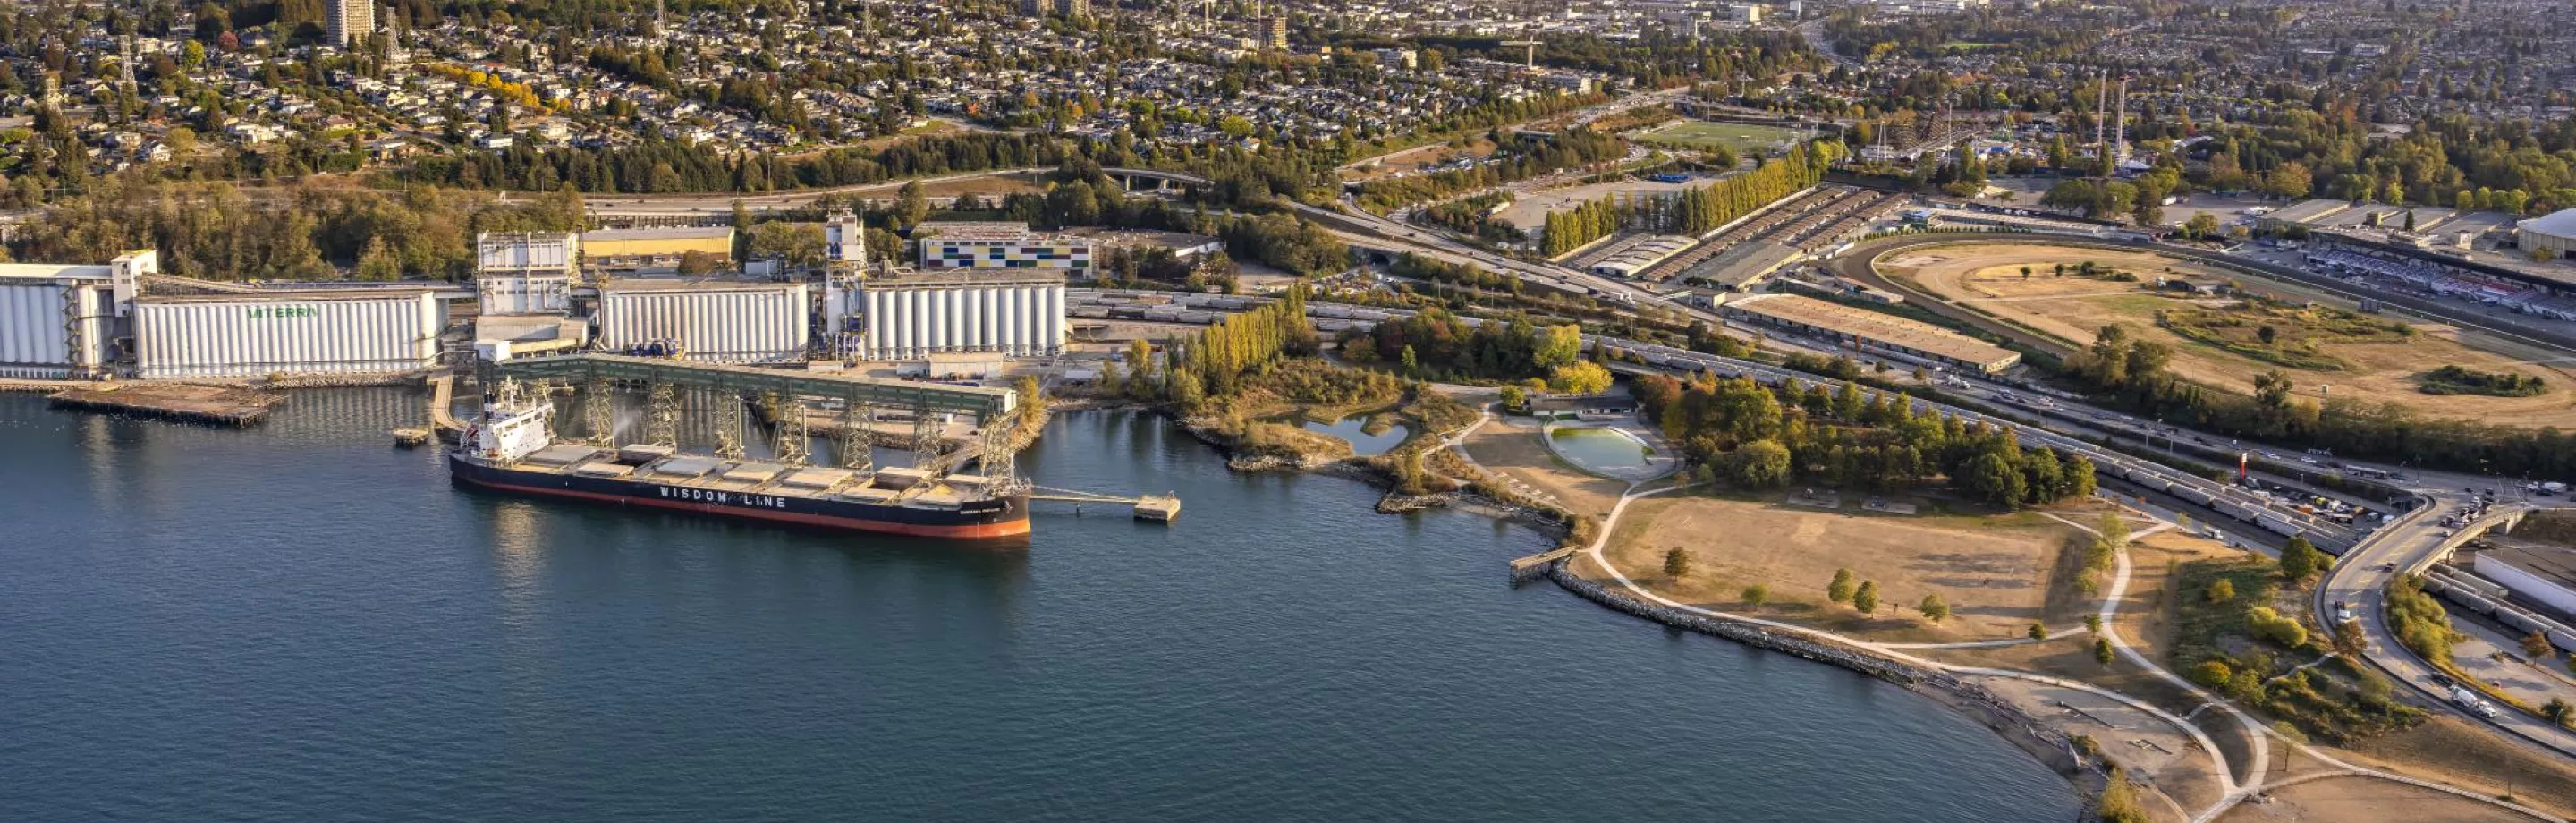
[[116, 36, 138, 89]]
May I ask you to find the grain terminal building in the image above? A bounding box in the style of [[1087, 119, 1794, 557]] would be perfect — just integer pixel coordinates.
[[1721, 293, 2021, 374]]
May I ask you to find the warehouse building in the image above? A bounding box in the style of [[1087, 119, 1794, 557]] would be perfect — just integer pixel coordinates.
[[1587, 235, 1696, 279], [134, 288, 445, 379], [859, 269, 1067, 361], [0, 251, 152, 379], [2473, 543, 2576, 616], [1722, 293, 2021, 374], [597, 278, 811, 363], [916, 222, 1092, 270], [581, 226, 734, 274], [2521, 208, 2576, 260]]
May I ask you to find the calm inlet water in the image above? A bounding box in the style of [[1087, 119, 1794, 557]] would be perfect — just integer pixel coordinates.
[[1549, 426, 1655, 471], [1298, 414, 1411, 456], [0, 390, 2077, 822]]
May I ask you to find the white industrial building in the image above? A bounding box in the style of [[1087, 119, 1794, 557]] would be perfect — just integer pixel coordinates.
[[0, 252, 152, 379], [134, 289, 444, 379], [475, 232, 580, 317], [597, 278, 811, 363], [2475, 545, 2576, 616], [2521, 208, 2576, 260], [859, 269, 1066, 361]]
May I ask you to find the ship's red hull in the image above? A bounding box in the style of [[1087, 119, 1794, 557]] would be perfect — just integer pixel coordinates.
[[450, 454, 1031, 539]]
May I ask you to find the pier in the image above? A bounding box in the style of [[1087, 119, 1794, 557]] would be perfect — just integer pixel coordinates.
[[1029, 487, 1182, 522], [47, 383, 283, 426]]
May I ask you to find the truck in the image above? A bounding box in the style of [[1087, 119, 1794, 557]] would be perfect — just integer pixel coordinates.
[[2450, 686, 2500, 719]]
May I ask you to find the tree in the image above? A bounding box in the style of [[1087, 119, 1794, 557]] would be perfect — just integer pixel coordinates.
[[1663, 547, 1692, 579], [2331, 619, 2369, 658], [1533, 324, 1583, 369], [1852, 580, 1879, 614], [1548, 361, 1613, 395], [2248, 607, 2308, 647], [2190, 659, 2233, 688], [2185, 212, 2221, 239], [894, 180, 928, 230], [2546, 699, 2572, 729], [354, 235, 402, 281], [2028, 623, 2048, 640], [1828, 568, 1856, 603], [2523, 630, 2556, 661], [2093, 638, 2116, 666], [2206, 578, 2235, 603], [2278, 536, 2324, 581], [1741, 583, 1769, 607], [1919, 593, 1951, 623], [1724, 439, 1793, 489]]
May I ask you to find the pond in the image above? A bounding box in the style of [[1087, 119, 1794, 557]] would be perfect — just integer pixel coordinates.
[[1549, 426, 1655, 471], [1301, 414, 1411, 456]]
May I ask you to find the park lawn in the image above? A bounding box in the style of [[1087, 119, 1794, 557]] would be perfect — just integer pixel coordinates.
[[1636, 120, 1802, 153], [1597, 492, 2115, 643], [1880, 243, 2576, 428]]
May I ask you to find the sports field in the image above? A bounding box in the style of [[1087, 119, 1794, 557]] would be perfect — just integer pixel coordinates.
[[1636, 120, 1802, 153], [1877, 243, 2576, 428]]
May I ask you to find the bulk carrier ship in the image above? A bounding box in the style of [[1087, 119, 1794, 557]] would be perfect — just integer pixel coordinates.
[[447, 384, 1030, 539]]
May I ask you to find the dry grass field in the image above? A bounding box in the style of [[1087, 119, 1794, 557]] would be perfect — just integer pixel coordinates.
[[1878, 244, 2576, 428], [1597, 492, 2122, 642]]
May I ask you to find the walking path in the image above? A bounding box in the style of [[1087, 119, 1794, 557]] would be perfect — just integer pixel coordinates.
[[1542, 474, 2558, 822]]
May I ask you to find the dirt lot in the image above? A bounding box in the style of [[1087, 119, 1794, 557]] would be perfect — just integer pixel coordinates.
[[1597, 493, 2116, 642], [2337, 717, 2576, 819], [1879, 244, 2576, 428], [1459, 415, 1627, 519], [2216, 773, 2545, 822]]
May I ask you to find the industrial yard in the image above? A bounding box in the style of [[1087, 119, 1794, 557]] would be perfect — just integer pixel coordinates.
[[1878, 243, 2576, 427]]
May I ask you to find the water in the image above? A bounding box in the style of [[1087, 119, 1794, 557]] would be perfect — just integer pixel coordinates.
[[0, 390, 2077, 822], [1298, 413, 1411, 456], [1549, 426, 1655, 471]]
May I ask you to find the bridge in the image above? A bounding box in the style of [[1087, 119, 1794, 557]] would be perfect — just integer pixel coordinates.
[[485, 353, 1021, 486]]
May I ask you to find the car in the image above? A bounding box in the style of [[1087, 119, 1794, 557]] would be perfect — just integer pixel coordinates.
[[2334, 600, 2353, 622], [2377, 562, 2397, 572]]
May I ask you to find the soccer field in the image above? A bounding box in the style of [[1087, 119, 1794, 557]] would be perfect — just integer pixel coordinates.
[[1638, 121, 1803, 152]]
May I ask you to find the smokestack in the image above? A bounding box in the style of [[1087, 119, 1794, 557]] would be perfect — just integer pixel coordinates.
[[2091, 73, 2108, 177], [2113, 76, 2130, 166]]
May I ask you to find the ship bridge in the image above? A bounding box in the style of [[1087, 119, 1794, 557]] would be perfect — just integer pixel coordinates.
[[486, 353, 1022, 488]]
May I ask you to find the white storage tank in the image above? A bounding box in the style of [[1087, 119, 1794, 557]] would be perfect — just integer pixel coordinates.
[[857, 270, 1067, 361], [134, 290, 444, 378], [0, 266, 123, 378], [598, 279, 810, 363]]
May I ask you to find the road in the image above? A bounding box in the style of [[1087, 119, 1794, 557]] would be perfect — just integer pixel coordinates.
[[2320, 496, 2576, 759]]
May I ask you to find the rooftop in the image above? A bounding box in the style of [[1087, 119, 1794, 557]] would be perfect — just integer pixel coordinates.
[[1683, 241, 1801, 289], [2267, 199, 2351, 225], [2524, 208, 2576, 239], [1724, 293, 2018, 369], [864, 268, 1071, 288], [583, 225, 734, 242], [916, 221, 1037, 242], [0, 263, 114, 280], [600, 276, 805, 292], [2480, 542, 2576, 590]]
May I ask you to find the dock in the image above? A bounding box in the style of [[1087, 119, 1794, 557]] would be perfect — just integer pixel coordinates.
[[1133, 494, 1182, 522], [1508, 546, 1580, 577], [1030, 487, 1182, 522], [48, 383, 283, 426]]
